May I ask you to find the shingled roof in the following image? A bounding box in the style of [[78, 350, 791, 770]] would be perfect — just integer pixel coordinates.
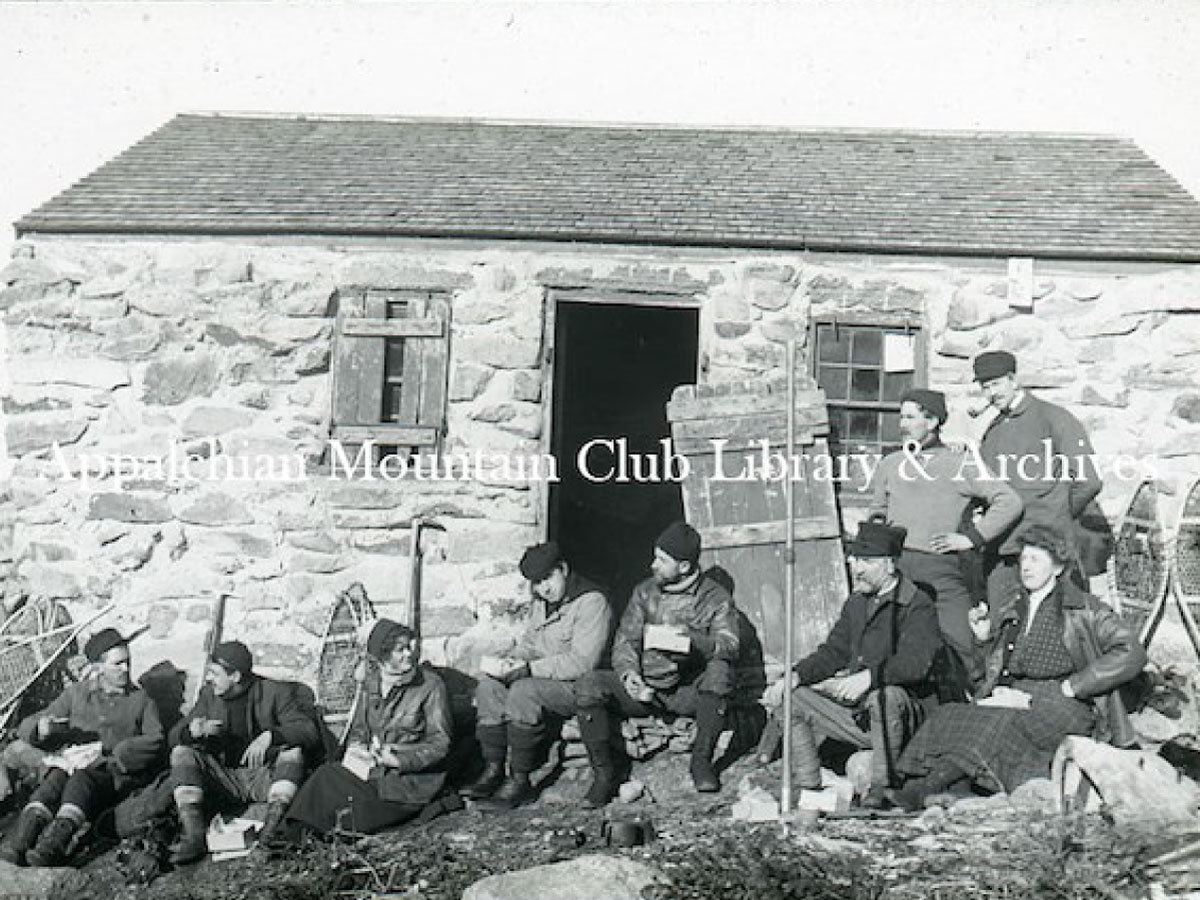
[[16, 113, 1200, 261]]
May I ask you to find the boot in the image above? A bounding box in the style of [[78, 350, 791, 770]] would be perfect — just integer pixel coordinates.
[[578, 707, 619, 809], [791, 718, 824, 791], [889, 761, 968, 813], [26, 816, 78, 868], [480, 724, 542, 810], [689, 693, 726, 793], [168, 801, 208, 866], [257, 801, 289, 850], [0, 806, 51, 866], [461, 725, 508, 799]]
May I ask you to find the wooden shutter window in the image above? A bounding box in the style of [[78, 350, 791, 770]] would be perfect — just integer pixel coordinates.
[[332, 289, 451, 459]]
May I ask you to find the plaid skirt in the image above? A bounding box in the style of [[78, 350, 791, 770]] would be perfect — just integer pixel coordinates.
[[898, 679, 1095, 793]]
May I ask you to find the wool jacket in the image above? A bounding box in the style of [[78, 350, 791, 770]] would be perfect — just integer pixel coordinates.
[[18, 678, 165, 776], [791, 575, 942, 692], [980, 578, 1146, 748], [171, 674, 324, 768], [979, 393, 1102, 556], [347, 664, 452, 804], [869, 440, 1023, 552], [612, 572, 740, 692], [508, 574, 612, 681]]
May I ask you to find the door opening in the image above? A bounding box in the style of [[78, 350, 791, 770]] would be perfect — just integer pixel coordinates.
[[548, 301, 700, 610]]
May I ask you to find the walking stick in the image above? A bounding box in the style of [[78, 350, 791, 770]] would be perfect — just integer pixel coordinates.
[[407, 517, 445, 637], [781, 339, 798, 815]]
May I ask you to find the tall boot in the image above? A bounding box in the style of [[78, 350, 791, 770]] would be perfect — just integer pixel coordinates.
[[791, 717, 824, 791], [889, 760, 969, 812], [578, 706, 619, 809], [168, 788, 208, 866], [26, 815, 80, 868], [690, 693, 727, 793], [484, 724, 543, 809], [461, 724, 508, 799], [0, 805, 51, 866]]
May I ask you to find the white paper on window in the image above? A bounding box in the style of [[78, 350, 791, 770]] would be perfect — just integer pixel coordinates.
[[883, 333, 916, 373]]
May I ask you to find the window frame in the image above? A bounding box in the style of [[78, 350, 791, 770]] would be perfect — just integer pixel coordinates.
[[808, 312, 926, 504], [330, 287, 452, 465]]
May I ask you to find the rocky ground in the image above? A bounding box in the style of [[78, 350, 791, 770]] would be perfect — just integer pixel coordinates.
[[16, 751, 1190, 900]]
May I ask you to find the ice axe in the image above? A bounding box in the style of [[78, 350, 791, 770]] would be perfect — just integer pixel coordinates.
[[408, 517, 445, 637]]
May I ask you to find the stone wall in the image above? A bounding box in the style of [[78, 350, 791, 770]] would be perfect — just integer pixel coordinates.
[[1, 237, 1198, 682]]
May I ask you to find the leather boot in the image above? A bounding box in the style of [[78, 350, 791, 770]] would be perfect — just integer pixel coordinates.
[[791, 717, 824, 790], [0, 806, 51, 866], [578, 707, 619, 809], [481, 724, 542, 809], [26, 816, 79, 868], [168, 801, 208, 866], [461, 724, 508, 799], [690, 693, 726, 793]]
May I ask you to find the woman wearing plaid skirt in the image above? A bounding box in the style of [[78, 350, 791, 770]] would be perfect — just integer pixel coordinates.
[[892, 525, 1146, 810]]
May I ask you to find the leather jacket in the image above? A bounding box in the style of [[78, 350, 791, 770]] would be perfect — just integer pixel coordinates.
[[981, 579, 1146, 747]]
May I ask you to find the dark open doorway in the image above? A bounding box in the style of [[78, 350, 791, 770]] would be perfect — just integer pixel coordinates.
[[548, 301, 700, 608]]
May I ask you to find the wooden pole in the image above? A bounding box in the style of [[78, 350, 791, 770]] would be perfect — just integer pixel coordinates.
[[781, 339, 797, 814]]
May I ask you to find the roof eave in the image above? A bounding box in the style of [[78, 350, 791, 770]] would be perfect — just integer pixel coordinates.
[[15, 220, 1200, 265]]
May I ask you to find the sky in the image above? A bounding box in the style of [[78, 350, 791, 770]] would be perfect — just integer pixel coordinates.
[[1, 0, 1199, 260]]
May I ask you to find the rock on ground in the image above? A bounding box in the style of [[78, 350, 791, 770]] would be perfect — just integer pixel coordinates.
[[0, 861, 89, 898], [460, 852, 668, 900]]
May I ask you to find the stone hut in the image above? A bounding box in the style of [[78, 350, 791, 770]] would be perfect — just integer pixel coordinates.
[[3, 113, 1200, 682]]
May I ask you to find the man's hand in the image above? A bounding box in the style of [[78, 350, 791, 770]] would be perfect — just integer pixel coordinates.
[[500, 662, 531, 685], [240, 731, 273, 768], [621, 671, 655, 703], [968, 601, 991, 641], [929, 533, 974, 553], [825, 670, 872, 705], [762, 671, 799, 708]]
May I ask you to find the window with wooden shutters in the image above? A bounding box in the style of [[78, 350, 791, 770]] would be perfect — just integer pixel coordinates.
[[331, 289, 451, 462], [809, 316, 924, 500]]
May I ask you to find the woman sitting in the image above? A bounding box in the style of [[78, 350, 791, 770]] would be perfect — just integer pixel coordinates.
[[282, 620, 452, 838], [891, 524, 1146, 810]]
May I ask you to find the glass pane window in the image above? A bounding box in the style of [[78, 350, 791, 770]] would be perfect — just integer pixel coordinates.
[[811, 321, 923, 501]]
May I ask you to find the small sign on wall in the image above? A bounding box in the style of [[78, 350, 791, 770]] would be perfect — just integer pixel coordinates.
[[1008, 258, 1034, 311]]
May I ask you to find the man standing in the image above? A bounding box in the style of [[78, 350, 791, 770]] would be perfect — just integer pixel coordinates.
[[869, 388, 1021, 682], [763, 521, 942, 808], [166, 641, 323, 865], [462, 541, 612, 809], [574, 521, 740, 806], [0, 629, 164, 867], [973, 351, 1102, 600]]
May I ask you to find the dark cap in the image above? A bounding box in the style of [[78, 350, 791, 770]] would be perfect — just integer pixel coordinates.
[[846, 520, 907, 559], [973, 350, 1017, 383], [84, 627, 127, 663], [656, 521, 702, 564], [901, 389, 948, 425], [519, 541, 564, 583], [365, 618, 414, 661], [211, 640, 253, 677]]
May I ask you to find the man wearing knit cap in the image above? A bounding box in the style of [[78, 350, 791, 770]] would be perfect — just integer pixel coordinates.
[[868, 388, 1022, 684], [574, 521, 740, 805], [165, 640, 324, 865], [972, 351, 1102, 601], [761, 521, 942, 809], [462, 541, 611, 809], [1, 628, 165, 868]]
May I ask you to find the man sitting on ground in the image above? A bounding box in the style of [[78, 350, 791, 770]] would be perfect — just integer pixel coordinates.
[[166, 641, 323, 865], [0, 628, 164, 867], [762, 521, 942, 808], [462, 541, 611, 809]]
